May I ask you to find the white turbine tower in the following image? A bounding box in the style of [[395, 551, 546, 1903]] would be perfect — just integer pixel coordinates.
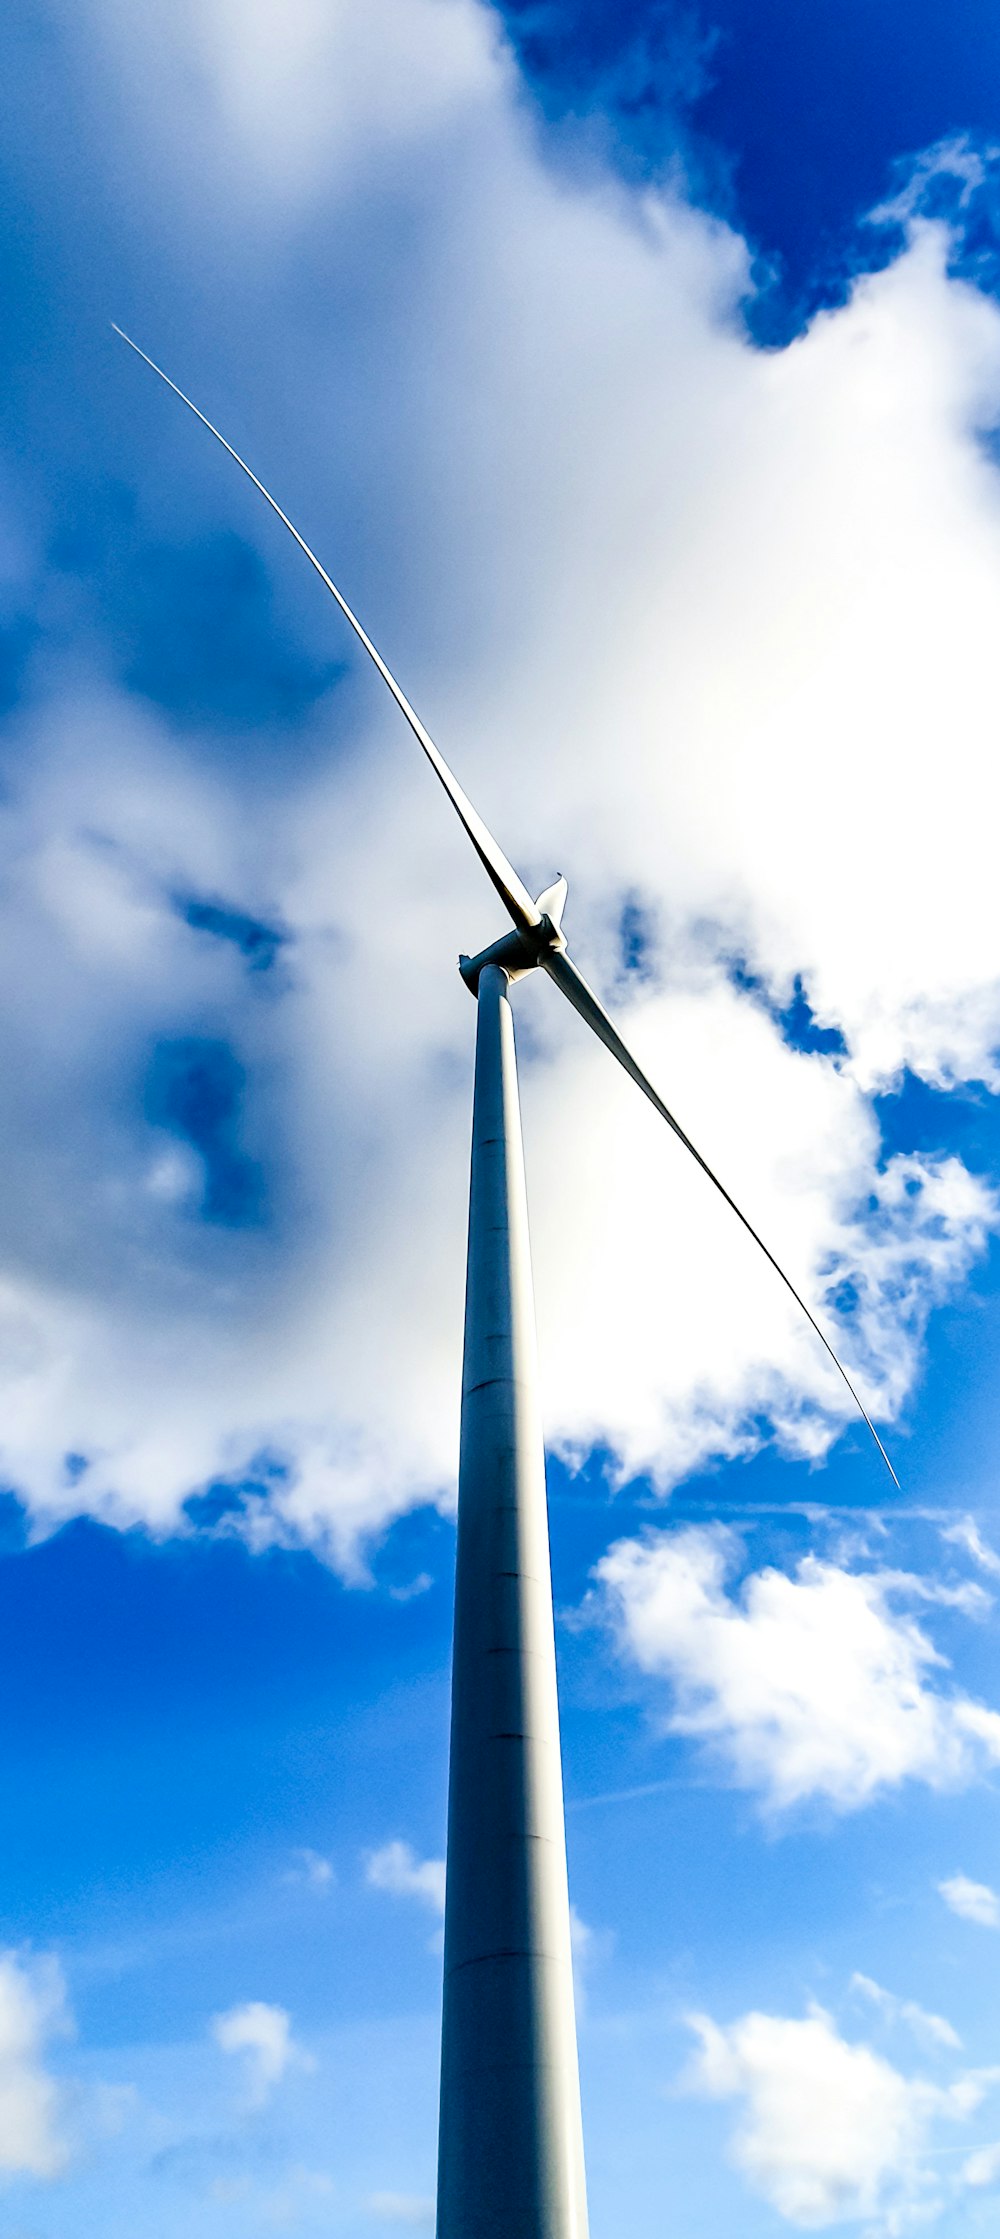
[[115, 328, 897, 2239]]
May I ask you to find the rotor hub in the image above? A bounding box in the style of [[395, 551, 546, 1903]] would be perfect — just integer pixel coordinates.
[[459, 912, 566, 996]]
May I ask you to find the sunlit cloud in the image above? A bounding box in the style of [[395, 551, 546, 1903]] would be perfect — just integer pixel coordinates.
[[365, 1841, 447, 1916], [212, 1999, 310, 2105], [850, 1971, 961, 2054], [596, 1525, 1000, 1810], [284, 1846, 336, 1892], [685, 1999, 997, 2229], [0, 1951, 71, 2183], [938, 1872, 1000, 1928]]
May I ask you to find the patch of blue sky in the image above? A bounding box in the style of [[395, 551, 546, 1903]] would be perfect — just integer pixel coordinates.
[[876, 1070, 1000, 1171], [182, 1453, 291, 1531], [145, 1038, 266, 1228], [109, 529, 345, 732], [724, 953, 849, 1059], [494, 0, 1000, 337], [617, 894, 658, 982], [175, 894, 287, 973]]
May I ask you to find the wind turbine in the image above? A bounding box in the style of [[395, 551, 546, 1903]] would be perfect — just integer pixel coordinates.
[[115, 326, 897, 2239]]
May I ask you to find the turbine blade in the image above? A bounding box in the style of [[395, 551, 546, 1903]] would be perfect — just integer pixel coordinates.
[[535, 874, 568, 931], [541, 946, 899, 1488], [112, 325, 540, 935]]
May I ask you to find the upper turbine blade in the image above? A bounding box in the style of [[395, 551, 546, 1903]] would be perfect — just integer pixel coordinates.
[[112, 326, 540, 936], [541, 946, 899, 1488]]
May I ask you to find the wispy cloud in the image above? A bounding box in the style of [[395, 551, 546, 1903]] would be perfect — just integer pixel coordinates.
[[284, 1847, 336, 1893], [367, 2193, 436, 2228], [211, 2000, 310, 2106], [0, 1950, 71, 2180], [940, 1519, 1000, 1578], [365, 1842, 446, 1916], [938, 1872, 1000, 1928], [962, 2138, 1000, 2187], [850, 1972, 961, 2053]]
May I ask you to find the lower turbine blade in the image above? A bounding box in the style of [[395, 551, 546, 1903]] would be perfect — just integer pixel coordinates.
[[541, 947, 899, 1488]]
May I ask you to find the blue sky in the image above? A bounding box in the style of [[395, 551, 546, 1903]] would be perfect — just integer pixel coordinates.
[[4, 1, 1000, 2233]]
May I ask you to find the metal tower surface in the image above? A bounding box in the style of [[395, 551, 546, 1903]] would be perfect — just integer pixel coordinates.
[[437, 961, 588, 2239]]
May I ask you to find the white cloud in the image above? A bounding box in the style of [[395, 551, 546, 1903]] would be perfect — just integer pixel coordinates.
[[850, 1973, 961, 2053], [568, 1905, 605, 2014], [595, 1526, 1000, 1810], [941, 1519, 1000, 1578], [569, 1906, 593, 1963], [0, 3, 997, 1552], [365, 1842, 446, 1916], [367, 2194, 436, 2228], [961, 2138, 1000, 2187], [938, 1872, 1000, 1928], [212, 2000, 308, 2105], [0, 1951, 71, 2182], [82, 0, 500, 223], [685, 2001, 990, 2229], [284, 1847, 336, 1892], [209, 2165, 336, 2217]]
